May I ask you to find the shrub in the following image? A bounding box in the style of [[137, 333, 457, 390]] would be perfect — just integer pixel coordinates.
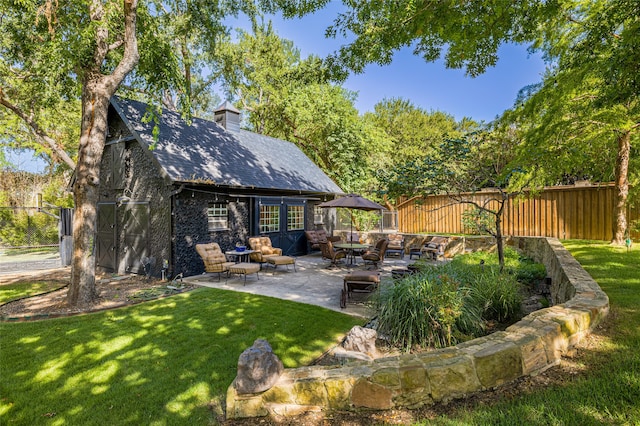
[[376, 246, 544, 351], [470, 269, 523, 322], [376, 271, 483, 352]]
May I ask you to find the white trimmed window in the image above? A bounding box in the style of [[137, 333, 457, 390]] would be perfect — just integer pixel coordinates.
[[313, 205, 324, 224], [207, 203, 228, 231], [259, 205, 280, 233], [287, 205, 305, 231]]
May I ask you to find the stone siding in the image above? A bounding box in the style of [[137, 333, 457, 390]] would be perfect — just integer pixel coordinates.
[[226, 237, 609, 419]]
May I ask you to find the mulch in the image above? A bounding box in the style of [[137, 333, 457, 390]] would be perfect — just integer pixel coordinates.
[[0, 268, 195, 320]]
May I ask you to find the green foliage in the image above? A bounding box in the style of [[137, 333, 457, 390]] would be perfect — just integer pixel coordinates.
[[461, 207, 495, 235], [377, 272, 482, 351], [379, 247, 543, 351], [327, 1, 560, 76], [0, 209, 58, 247]]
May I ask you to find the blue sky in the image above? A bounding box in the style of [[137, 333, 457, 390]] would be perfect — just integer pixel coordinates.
[[237, 5, 548, 123]]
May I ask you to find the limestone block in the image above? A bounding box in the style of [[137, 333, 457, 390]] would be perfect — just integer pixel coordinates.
[[546, 308, 592, 337], [226, 384, 268, 419], [503, 332, 549, 375], [473, 340, 523, 388], [351, 378, 394, 409], [399, 357, 429, 392], [267, 403, 321, 417], [426, 354, 481, 401], [293, 379, 328, 406], [534, 322, 567, 363], [371, 367, 400, 388], [261, 380, 296, 405], [324, 377, 355, 409], [393, 387, 433, 409]]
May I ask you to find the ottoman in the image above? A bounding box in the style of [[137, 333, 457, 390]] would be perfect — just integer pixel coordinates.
[[265, 255, 296, 273], [341, 271, 381, 308], [227, 262, 260, 285]]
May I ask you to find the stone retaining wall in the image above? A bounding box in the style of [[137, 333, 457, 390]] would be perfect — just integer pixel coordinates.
[[226, 237, 609, 419]]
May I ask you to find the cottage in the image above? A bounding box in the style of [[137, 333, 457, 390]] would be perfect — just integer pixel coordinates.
[[97, 97, 342, 278]]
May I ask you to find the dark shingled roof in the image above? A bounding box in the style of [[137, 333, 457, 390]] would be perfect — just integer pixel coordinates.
[[111, 97, 342, 194]]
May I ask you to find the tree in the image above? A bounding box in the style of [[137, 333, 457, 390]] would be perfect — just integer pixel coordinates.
[[380, 126, 528, 270], [504, 0, 639, 243], [215, 21, 378, 193], [364, 98, 468, 209], [0, 0, 289, 307]]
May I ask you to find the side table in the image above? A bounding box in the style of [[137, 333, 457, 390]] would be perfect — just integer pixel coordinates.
[[225, 249, 256, 263]]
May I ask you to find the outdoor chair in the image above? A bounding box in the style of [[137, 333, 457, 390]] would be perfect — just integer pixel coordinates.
[[421, 236, 450, 260], [361, 238, 389, 269], [304, 229, 341, 251], [346, 232, 361, 244], [319, 240, 347, 268], [385, 234, 405, 259], [195, 242, 236, 280], [340, 270, 381, 308], [248, 236, 282, 266]]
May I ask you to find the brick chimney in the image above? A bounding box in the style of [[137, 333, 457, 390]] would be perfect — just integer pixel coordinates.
[[214, 101, 241, 133]]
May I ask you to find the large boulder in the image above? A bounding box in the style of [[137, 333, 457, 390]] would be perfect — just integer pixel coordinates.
[[235, 339, 284, 394], [342, 326, 379, 358]]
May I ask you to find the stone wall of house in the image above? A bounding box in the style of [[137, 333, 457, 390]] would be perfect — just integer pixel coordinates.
[[226, 237, 609, 419], [172, 191, 250, 278]]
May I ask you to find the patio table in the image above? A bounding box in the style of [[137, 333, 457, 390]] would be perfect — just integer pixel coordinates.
[[334, 243, 369, 266]]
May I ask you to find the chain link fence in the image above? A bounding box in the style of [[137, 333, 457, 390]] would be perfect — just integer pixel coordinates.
[[0, 206, 61, 249]]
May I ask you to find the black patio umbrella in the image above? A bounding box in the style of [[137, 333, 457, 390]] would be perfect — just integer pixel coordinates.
[[318, 194, 385, 241]]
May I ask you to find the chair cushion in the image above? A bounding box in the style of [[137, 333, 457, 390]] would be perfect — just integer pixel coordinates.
[[344, 271, 381, 284], [266, 255, 295, 266], [229, 263, 260, 275]]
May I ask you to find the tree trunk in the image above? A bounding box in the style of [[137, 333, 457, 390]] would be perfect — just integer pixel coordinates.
[[67, 82, 112, 306], [495, 203, 505, 272], [66, 0, 139, 306], [612, 130, 630, 244]]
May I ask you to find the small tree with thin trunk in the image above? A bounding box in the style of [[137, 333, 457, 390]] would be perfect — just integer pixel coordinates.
[[379, 128, 529, 271]]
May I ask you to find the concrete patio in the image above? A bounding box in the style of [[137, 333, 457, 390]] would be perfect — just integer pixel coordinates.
[[184, 251, 419, 318]]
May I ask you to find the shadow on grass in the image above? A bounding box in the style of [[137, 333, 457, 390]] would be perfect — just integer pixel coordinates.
[[0, 287, 362, 424]]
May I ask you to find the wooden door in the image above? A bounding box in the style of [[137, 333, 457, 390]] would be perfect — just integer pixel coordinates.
[[97, 203, 117, 271]]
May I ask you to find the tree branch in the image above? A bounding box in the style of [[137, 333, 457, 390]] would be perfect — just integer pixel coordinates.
[[0, 90, 76, 169]]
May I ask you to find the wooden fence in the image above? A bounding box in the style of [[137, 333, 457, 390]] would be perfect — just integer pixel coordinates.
[[397, 183, 640, 241]]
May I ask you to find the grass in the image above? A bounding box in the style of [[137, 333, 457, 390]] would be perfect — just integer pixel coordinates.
[[0, 280, 67, 304], [419, 240, 640, 425], [0, 287, 362, 425]]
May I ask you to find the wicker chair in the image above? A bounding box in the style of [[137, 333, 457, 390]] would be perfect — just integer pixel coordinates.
[[195, 242, 236, 280]]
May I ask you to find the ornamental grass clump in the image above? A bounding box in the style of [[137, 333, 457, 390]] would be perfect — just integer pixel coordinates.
[[376, 271, 483, 351], [377, 246, 542, 352]]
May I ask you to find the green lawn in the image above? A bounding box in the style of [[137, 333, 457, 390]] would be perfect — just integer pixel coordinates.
[[0, 281, 67, 304], [0, 288, 362, 425], [421, 240, 640, 425]]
